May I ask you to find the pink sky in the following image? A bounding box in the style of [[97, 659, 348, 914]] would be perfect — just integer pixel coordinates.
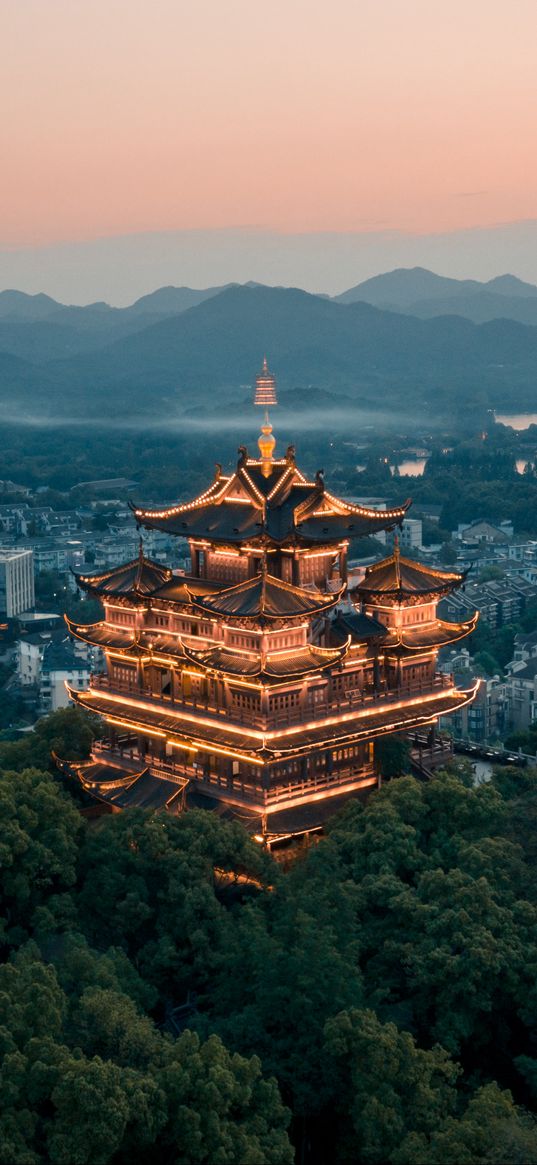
[[1, 0, 537, 249]]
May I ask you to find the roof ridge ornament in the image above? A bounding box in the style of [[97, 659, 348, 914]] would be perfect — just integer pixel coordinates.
[[315, 468, 325, 494], [134, 536, 145, 592], [393, 532, 401, 589]]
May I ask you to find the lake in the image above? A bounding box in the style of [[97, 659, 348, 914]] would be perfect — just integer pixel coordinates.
[[495, 412, 537, 430], [393, 458, 428, 477]]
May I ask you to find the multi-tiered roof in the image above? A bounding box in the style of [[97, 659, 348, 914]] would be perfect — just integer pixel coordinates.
[[130, 455, 411, 545], [63, 359, 478, 844]]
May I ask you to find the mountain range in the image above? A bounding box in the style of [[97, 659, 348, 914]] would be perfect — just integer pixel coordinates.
[[1, 272, 537, 424], [335, 267, 537, 325]]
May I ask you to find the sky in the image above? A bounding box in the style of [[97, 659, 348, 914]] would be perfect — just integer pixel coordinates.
[[2, 0, 537, 302]]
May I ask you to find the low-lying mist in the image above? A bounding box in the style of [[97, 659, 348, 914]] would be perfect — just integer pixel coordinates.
[[0, 403, 450, 435]]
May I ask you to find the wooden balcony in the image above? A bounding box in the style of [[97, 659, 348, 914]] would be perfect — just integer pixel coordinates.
[[90, 671, 452, 733], [92, 739, 377, 810]]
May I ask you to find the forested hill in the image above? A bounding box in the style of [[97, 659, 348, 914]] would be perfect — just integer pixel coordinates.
[[2, 283, 537, 421], [2, 711, 537, 1163]]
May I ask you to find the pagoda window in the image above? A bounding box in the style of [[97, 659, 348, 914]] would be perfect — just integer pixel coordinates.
[[270, 691, 300, 711], [107, 609, 134, 627], [153, 615, 168, 629], [111, 662, 136, 687], [231, 691, 261, 712]]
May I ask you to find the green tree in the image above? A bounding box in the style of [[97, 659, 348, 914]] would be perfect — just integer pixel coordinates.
[[375, 733, 411, 778], [0, 707, 97, 773], [0, 945, 293, 1165], [473, 649, 500, 676], [0, 768, 83, 945], [76, 809, 274, 997], [398, 1082, 537, 1165], [323, 1007, 459, 1164]]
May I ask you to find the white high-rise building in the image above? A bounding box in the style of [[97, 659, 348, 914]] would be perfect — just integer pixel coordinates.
[[0, 549, 35, 617]]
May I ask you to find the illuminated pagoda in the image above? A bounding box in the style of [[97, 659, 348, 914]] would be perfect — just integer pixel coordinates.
[[63, 358, 478, 846]]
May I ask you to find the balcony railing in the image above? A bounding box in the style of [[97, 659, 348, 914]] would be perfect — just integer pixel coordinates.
[[92, 740, 377, 808], [89, 671, 452, 733], [87, 671, 451, 731], [89, 673, 452, 720]]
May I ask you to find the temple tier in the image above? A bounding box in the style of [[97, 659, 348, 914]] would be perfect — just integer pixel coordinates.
[[62, 361, 478, 847]]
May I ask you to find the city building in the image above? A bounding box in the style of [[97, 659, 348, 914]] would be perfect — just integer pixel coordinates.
[[455, 520, 513, 545], [388, 518, 422, 550], [61, 362, 478, 845], [446, 676, 505, 742], [0, 549, 35, 617], [502, 660, 537, 734], [440, 575, 537, 630], [40, 640, 92, 713]]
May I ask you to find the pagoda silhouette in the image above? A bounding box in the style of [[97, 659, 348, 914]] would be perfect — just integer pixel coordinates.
[[61, 359, 478, 849]]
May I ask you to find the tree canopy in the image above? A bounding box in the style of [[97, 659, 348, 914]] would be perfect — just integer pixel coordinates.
[[2, 740, 537, 1161]]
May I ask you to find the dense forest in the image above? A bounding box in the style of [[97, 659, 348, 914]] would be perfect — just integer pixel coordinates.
[[2, 412, 537, 538], [2, 710, 537, 1163]]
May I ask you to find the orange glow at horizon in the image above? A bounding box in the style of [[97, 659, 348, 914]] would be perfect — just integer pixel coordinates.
[[2, 0, 537, 249]]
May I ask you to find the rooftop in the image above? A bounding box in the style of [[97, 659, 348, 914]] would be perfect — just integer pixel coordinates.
[[354, 545, 465, 602], [190, 569, 341, 622], [131, 449, 410, 547]]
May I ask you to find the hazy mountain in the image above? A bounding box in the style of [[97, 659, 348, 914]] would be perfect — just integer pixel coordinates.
[[0, 290, 64, 321], [0, 285, 234, 360], [486, 274, 537, 298], [335, 267, 537, 325], [3, 282, 537, 424], [391, 291, 537, 326], [125, 284, 229, 315], [17, 284, 537, 420], [335, 268, 483, 307], [336, 267, 537, 307]]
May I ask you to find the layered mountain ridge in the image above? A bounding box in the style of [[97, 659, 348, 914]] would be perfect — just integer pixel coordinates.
[[1, 273, 537, 423]]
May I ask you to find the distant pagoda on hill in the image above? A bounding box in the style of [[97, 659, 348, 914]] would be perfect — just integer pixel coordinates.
[[62, 358, 478, 848]]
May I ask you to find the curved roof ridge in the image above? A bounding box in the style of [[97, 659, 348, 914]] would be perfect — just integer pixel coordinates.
[[187, 569, 343, 621], [75, 552, 172, 597], [180, 638, 350, 679], [64, 613, 135, 652], [355, 550, 467, 599], [130, 472, 231, 522]]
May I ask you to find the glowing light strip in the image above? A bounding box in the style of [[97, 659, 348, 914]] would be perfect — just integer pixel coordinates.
[[239, 469, 266, 507], [72, 683, 478, 763], [324, 490, 409, 520], [78, 679, 475, 745], [267, 466, 293, 502], [105, 602, 149, 613], [260, 774, 379, 815], [105, 715, 256, 763], [107, 715, 165, 739], [219, 496, 252, 505]]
